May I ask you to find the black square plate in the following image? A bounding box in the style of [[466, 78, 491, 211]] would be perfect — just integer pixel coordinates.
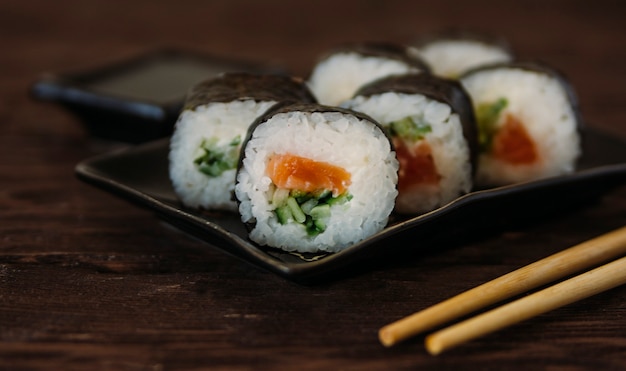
[[75, 128, 626, 283]]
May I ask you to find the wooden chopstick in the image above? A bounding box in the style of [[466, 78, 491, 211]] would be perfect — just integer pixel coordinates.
[[426, 255, 626, 354], [379, 225, 626, 348]]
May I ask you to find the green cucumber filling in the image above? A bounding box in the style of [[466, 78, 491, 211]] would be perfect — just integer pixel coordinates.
[[388, 115, 432, 142], [476, 98, 508, 152], [271, 188, 352, 236], [194, 136, 241, 177]]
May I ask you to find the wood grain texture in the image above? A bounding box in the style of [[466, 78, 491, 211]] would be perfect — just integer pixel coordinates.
[[1, 1, 626, 369]]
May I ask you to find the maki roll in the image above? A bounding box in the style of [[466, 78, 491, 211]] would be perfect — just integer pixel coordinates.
[[342, 73, 477, 214], [412, 30, 513, 79], [234, 102, 399, 253], [169, 73, 316, 211], [307, 42, 430, 106], [460, 62, 582, 187]]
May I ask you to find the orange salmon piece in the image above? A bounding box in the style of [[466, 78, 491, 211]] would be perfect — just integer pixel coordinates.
[[493, 114, 538, 164], [266, 154, 351, 195], [394, 139, 440, 192]]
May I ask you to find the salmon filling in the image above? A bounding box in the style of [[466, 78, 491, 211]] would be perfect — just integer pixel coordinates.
[[475, 98, 539, 165], [266, 154, 351, 196], [492, 114, 538, 164], [394, 139, 441, 192]]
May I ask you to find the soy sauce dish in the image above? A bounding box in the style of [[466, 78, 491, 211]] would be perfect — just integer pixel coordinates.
[[31, 48, 284, 143]]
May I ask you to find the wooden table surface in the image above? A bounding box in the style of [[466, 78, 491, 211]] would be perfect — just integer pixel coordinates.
[[2, 0, 626, 369]]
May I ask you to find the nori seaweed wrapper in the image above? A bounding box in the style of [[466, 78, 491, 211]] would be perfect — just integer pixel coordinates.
[[312, 41, 431, 74], [248, 102, 384, 135], [183, 73, 317, 111], [352, 73, 479, 173], [242, 101, 389, 152]]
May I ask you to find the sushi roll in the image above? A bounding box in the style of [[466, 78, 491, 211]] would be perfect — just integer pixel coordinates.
[[342, 73, 477, 214], [460, 61, 582, 187], [169, 73, 316, 211], [307, 41, 430, 106], [412, 30, 513, 79], [234, 102, 399, 253]]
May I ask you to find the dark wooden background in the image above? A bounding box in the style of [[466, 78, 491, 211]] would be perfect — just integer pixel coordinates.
[[1, 0, 625, 369]]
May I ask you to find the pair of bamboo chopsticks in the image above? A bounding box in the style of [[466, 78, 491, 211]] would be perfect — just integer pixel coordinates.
[[379, 225, 626, 355]]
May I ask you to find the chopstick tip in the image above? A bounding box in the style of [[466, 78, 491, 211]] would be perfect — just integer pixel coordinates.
[[378, 327, 396, 347], [424, 335, 444, 356]]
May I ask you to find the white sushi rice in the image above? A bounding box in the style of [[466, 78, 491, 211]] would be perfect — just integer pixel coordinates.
[[413, 40, 511, 78], [342, 92, 473, 214], [461, 67, 581, 186], [169, 99, 277, 211], [235, 110, 399, 253], [307, 52, 423, 106]]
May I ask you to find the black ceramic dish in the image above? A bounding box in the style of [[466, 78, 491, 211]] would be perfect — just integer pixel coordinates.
[[75, 128, 626, 283], [31, 48, 285, 143]]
